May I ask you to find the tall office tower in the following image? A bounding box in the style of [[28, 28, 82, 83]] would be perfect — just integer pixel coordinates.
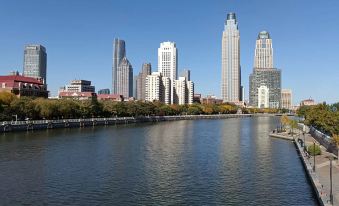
[[254, 31, 273, 69], [249, 31, 281, 108], [281, 89, 292, 110], [181, 69, 191, 81], [23, 44, 47, 83], [112, 38, 126, 94], [221, 12, 241, 103], [158, 42, 178, 104], [116, 57, 133, 98], [136, 63, 152, 100]]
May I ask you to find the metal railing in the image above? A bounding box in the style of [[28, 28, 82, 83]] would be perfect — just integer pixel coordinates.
[[1, 114, 252, 126], [1, 117, 136, 126]]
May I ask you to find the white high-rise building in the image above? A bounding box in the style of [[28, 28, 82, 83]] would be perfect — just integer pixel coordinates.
[[162, 76, 171, 104], [145, 72, 171, 104], [173, 76, 194, 105], [158, 42, 178, 104], [221, 12, 241, 103], [145, 72, 162, 102], [174, 77, 186, 105], [254, 31, 273, 69], [186, 80, 194, 104]]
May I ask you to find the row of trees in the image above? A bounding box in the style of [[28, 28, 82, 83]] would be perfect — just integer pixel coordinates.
[[280, 115, 299, 135], [297, 103, 339, 136], [0, 92, 291, 121], [0, 92, 241, 121]]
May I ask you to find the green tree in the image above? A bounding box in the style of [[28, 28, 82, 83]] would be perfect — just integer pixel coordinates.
[[187, 104, 203, 115], [280, 115, 290, 130], [58, 99, 81, 118], [307, 144, 322, 156], [289, 119, 298, 135], [10, 97, 38, 120], [0, 92, 17, 105]]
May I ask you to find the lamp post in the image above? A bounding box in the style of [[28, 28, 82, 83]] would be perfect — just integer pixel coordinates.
[[303, 132, 306, 151], [313, 142, 316, 172], [329, 156, 333, 205]]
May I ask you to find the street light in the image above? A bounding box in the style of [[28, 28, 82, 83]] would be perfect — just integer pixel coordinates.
[[302, 124, 307, 151], [329, 155, 334, 205], [313, 142, 316, 172]]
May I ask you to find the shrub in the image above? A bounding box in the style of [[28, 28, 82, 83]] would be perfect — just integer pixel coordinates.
[[307, 144, 322, 156]]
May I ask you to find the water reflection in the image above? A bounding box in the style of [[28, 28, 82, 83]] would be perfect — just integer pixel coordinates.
[[0, 118, 318, 205]]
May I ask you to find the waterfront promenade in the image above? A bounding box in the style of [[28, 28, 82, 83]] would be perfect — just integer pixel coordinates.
[[301, 132, 339, 205], [272, 129, 339, 205]]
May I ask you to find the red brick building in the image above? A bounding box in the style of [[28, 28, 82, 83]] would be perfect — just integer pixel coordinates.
[[0, 74, 48, 98]]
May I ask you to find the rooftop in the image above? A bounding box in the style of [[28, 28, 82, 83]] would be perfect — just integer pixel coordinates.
[[0, 75, 44, 84], [258, 31, 271, 39]]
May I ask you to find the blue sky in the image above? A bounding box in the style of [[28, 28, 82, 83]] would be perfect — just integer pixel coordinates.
[[0, 0, 338, 104]]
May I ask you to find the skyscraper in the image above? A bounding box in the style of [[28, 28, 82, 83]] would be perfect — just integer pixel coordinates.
[[249, 31, 281, 108], [116, 57, 133, 98], [221, 12, 241, 103], [254, 31, 273, 68], [136, 63, 152, 100], [112, 38, 126, 94], [158, 42, 177, 104], [23, 44, 47, 83]]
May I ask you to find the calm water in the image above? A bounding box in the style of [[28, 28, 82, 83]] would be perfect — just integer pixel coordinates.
[[0, 117, 318, 205]]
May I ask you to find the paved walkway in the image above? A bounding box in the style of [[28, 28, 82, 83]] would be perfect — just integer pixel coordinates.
[[298, 132, 339, 205]]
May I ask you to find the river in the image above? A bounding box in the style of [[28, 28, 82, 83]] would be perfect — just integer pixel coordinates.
[[0, 116, 318, 205]]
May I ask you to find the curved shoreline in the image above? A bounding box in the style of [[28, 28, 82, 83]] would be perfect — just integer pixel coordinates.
[[1, 114, 256, 133]]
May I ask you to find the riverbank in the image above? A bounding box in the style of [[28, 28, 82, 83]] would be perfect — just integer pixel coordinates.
[[1, 114, 257, 133], [271, 129, 337, 206]]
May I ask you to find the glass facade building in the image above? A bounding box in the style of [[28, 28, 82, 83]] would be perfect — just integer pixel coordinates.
[[112, 38, 126, 94], [23, 45, 47, 84], [249, 31, 281, 108]]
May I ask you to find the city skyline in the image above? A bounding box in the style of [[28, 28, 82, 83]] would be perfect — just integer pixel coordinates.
[[0, 0, 338, 104]]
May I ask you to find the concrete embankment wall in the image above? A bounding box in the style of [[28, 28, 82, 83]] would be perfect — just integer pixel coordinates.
[[0, 114, 252, 133], [294, 140, 330, 206]]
